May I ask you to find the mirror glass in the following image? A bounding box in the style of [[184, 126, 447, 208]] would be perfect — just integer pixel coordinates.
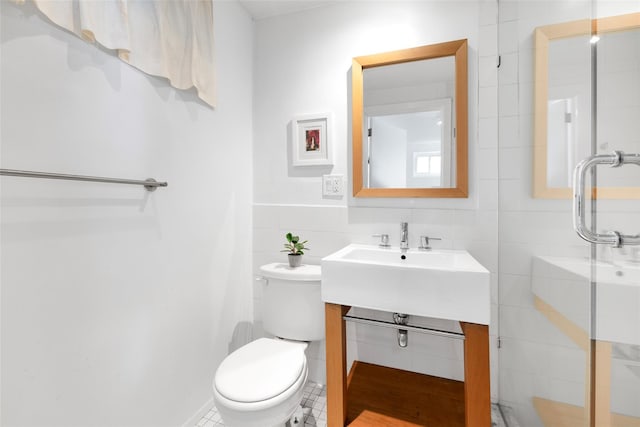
[[352, 40, 468, 198], [533, 13, 640, 199], [364, 57, 454, 189]]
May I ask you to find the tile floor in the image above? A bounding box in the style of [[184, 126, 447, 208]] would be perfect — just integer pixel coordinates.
[[195, 381, 327, 427], [197, 380, 508, 427]]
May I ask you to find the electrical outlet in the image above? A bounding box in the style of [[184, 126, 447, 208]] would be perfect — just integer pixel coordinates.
[[322, 174, 344, 197]]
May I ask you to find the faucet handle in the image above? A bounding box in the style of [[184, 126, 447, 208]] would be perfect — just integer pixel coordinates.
[[372, 234, 390, 247], [418, 235, 441, 250]]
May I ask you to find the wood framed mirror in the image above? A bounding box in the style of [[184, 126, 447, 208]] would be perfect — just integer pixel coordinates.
[[533, 12, 640, 199], [352, 39, 468, 198]]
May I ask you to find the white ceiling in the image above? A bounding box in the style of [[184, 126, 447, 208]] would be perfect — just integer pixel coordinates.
[[237, 0, 338, 20]]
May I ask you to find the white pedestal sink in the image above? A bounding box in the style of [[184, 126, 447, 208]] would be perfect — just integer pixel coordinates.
[[321, 244, 490, 325]]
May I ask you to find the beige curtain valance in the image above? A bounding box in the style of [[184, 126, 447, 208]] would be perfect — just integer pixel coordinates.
[[14, 0, 216, 107]]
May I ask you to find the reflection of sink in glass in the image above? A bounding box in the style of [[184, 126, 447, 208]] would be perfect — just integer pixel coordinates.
[[532, 256, 640, 345], [321, 244, 490, 324]]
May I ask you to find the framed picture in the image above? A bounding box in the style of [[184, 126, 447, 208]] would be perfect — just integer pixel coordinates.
[[291, 113, 333, 167]]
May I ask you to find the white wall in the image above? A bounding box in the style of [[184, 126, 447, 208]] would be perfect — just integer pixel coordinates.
[[252, 0, 500, 399], [0, 1, 253, 426]]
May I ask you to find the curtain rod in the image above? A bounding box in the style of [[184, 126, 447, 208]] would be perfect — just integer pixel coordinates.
[[0, 168, 168, 192]]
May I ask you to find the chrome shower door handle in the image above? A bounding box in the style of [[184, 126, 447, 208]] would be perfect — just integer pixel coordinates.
[[573, 151, 640, 247]]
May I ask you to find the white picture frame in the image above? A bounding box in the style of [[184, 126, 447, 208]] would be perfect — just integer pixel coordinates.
[[291, 113, 333, 167]]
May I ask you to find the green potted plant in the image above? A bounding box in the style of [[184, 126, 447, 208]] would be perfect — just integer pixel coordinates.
[[281, 232, 309, 268]]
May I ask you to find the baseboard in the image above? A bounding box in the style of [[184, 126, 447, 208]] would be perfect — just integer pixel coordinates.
[[181, 397, 214, 427]]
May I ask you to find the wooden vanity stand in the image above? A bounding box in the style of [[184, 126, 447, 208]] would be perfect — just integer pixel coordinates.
[[325, 303, 491, 427]]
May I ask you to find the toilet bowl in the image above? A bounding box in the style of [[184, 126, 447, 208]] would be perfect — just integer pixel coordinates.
[[213, 338, 309, 427], [212, 263, 324, 427]]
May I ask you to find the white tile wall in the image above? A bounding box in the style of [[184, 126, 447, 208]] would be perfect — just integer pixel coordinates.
[[479, 86, 499, 118], [499, 116, 519, 147], [498, 21, 519, 54], [498, 84, 518, 118], [479, 117, 499, 148], [479, 25, 499, 57], [480, 55, 499, 87], [499, 1, 519, 23]]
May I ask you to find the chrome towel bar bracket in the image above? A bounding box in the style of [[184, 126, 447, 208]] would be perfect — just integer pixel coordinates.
[[573, 151, 640, 247]]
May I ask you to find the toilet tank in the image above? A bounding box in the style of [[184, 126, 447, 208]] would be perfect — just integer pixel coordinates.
[[259, 263, 325, 341]]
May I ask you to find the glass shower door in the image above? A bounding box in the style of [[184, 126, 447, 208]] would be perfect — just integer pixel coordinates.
[[582, 11, 640, 426], [497, 2, 640, 427]]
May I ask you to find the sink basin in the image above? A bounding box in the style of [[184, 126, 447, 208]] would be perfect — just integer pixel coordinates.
[[321, 244, 490, 325]]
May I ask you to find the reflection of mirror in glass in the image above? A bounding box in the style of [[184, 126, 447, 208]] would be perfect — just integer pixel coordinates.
[[595, 27, 640, 189], [546, 35, 590, 188], [533, 13, 640, 199], [546, 98, 577, 188], [363, 56, 455, 190], [545, 29, 640, 191]]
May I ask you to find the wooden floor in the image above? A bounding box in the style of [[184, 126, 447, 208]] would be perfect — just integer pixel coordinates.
[[345, 361, 466, 427]]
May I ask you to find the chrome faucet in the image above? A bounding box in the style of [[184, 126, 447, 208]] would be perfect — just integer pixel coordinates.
[[400, 222, 409, 250]]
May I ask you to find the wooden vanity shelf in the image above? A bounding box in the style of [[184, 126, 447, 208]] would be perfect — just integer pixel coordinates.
[[346, 361, 465, 427], [325, 303, 491, 427]]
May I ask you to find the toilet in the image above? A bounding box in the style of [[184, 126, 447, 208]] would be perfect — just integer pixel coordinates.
[[213, 263, 324, 427]]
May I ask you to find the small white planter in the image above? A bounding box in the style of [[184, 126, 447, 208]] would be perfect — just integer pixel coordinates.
[[288, 254, 302, 268]]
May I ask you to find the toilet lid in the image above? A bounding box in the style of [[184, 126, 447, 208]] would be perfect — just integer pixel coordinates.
[[260, 263, 321, 281], [214, 338, 307, 403]]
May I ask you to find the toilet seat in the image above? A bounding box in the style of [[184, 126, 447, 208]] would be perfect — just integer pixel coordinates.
[[213, 338, 308, 412]]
